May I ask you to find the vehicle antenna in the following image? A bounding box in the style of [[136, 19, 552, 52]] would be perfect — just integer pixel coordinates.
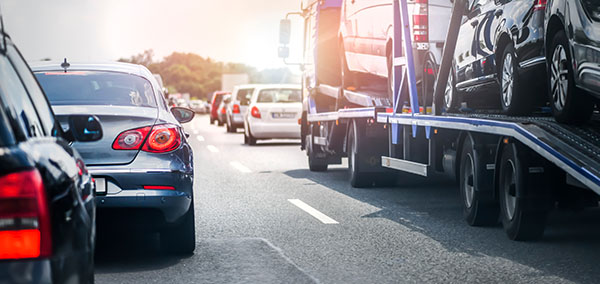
[[61, 58, 70, 73]]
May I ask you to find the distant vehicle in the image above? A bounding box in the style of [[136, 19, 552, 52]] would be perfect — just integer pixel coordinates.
[[190, 100, 208, 114], [33, 62, 197, 254], [545, 0, 600, 123], [0, 34, 100, 282], [244, 85, 302, 145], [210, 91, 230, 125], [226, 84, 257, 132], [176, 98, 190, 108], [217, 94, 232, 126]]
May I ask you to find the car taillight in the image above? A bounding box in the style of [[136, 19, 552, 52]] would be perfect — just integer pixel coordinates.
[[534, 0, 547, 10], [251, 106, 261, 118], [142, 124, 181, 153], [413, 0, 428, 43], [113, 124, 181, 153], [0, 169, 51, 260], [220, 107, 226, 114], [233, 104, 241, 114]]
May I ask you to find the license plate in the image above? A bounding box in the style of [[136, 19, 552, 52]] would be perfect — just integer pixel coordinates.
[[94, 177, 107, 195], [272, 112, 295, 119]]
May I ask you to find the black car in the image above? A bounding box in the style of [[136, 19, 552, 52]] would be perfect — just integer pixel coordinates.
[[32, 62, 196, 254], [446, 0, 548, 114], [545, 0, 600, 123], [0, 32, 102, 282]]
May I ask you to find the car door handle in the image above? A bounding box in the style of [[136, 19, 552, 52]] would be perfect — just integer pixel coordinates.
[[494, 10, 503, 18], [470, 20, 479, 27]]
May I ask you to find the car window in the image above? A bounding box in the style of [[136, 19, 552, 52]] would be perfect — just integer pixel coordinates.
[[35, 71, 158, 108], [0, 55, 45, 139], [0, 99, 16, 147], [7, 45, 57, 136], [256, 88, 302, 103], [582, 0, 600, 22], [237, 88, 254, 106]]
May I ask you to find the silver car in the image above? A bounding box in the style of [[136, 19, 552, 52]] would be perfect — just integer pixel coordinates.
[[226, 84, 258, 133]]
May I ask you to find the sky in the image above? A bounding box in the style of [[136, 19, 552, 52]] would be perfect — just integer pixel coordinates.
[[2, 0, 305, 70]]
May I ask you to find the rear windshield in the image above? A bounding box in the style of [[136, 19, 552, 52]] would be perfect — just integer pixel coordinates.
[[582, 0, 600, 22], [256, 88, 301, 103], [237, 88, 254, 106], [34, 71, 157, 107], [213, 94, 224, 106]]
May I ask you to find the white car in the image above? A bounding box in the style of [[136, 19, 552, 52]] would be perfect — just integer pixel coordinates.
[[244, 84, 302, 145], [226, 84, 258, 133]]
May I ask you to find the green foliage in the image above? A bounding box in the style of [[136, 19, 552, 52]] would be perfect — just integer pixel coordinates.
[[120, 49, 300, 100]]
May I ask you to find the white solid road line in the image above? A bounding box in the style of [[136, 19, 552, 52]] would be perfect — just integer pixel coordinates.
[[288, 199, 339, 224], [206, 145, 219, 153], [230, 161, 251, 173], [196, 135, 205, 142]]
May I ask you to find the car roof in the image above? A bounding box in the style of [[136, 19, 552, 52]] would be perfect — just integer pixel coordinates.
[[30, 61, 150, 77], [253, 84, 301, 91]]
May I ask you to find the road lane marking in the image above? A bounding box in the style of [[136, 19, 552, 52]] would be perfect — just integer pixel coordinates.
[[206, 145, 219, 153], [196, 135, 205, 142], [230, 161, 251, 173], [191, 123, 196, 130], [193, 130, 199, 135], [287, 199, 339, 224]]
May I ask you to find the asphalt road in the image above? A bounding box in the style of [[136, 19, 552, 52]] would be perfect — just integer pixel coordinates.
[[95, 115, 600, 284]]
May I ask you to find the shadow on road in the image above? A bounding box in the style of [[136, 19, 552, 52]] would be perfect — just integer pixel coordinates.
[[284, 167, 600, 283]]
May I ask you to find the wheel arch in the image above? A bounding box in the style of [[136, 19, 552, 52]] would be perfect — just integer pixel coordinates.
[[545, 15, 566, 59]]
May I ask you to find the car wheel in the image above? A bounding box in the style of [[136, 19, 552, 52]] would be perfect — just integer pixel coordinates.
[[210, 117, 215, 124], [161, 202, 196, 254], [444, 68, 460, 112], [247, 128, 257, 146], [226, 117, 234, 133], [459, 135, 499, 226], [499, 142, 547, 241], [500, 45, 531, 115], [218, 119, 224, 126], [548, 30, 594, 124]]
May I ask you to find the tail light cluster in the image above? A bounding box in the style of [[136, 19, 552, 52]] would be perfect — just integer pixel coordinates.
[[112, 124, 181, 153], [251, 106, 261, 119], [0, 169, 52, 260], [220, 107, 226, 114], [534, 0, 547, 11], [233, 104, 241, 114], [413, 0, 429, 43]]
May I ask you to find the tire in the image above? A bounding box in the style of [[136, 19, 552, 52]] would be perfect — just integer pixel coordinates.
[[218, 120, 224, 126], [161, 202, 196, 254], [498, 142, 547, 241], [307, 125, 328, 172], [348, 120, 376, 188], [210, 117, 215, 124], [499, 45, 531, 115], [444, 68, 461, 112], [548, 30, 594, 124], [459, 136, 499, 226], [226, 117, 235, 133], [248, 130, 257, 146]]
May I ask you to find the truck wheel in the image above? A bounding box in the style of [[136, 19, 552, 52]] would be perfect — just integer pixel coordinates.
[[459, 136, 499, 226], [307, 129, 328, 172], [548, 30, 594, 123], [499, 142, 547, 241], [161, 202, 196, 254], [348, 120, 375, 188], [499, 45, 531, 115]]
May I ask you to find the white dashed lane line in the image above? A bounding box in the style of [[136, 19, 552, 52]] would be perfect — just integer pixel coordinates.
[[288, 199, 339, 224], [230, 161, 251, 173], [206, 145, 219, 153], [193, 130, 200, 135], [196, 135, 205, 142]]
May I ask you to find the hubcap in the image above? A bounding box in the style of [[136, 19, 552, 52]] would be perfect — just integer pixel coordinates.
[[551, 45, 569, 111], [502, 53, 514, 108], [444, 73, 453, 109], [463, 153, 475, 209], [502, 160, 517, 220]]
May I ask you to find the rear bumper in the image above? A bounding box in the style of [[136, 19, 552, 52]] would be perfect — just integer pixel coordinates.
[[231, 113, 244, 127], [0, 259, 52, 284], [249, 121, 301, 139]]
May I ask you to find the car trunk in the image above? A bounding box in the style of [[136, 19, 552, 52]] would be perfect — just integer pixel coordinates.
[[256, 102, 302, 123], [53, 105, 158, 166]]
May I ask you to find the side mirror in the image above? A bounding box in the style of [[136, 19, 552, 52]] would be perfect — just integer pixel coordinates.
[[279, 19, 291, 45], [171, 107, 195, 124], [68, 115, 103, 142]]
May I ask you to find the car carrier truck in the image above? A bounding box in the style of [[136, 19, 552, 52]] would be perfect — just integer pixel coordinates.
[[281, 0, 600, 241]]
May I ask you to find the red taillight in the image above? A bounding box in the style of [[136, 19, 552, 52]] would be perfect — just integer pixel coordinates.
[[251, 106, 261, 119], [143, 185, 176, 190], [220, 107, 226, 114], [142, 124, 181, 153], [0, 169, 51, 259], [534, 0, 547, 10], [412, 0, 428, 43], [113, 124, 181, 153], [233, 104, 240, 114]]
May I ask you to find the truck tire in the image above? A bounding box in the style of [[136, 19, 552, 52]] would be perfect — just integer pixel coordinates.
[[548, 30, 594, 124], [307, 124, 328, 171], [161, 202, 196, 255], [498, 142, 547, 241], [459, 136, 499, 226], [348, 120, 384, 188]]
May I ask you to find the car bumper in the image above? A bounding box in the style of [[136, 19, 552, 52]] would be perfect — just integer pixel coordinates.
[[0, 259, 52, 284], [231, 113, 244, 127], [249, 121, 301, 139]]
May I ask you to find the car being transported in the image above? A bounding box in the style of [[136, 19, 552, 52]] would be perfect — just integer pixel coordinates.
[[32, 62, 197, 254], [244, 84, 302, 145]]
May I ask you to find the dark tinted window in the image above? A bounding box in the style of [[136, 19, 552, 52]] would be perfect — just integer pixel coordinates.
[[35, 71, 157, 107], [212, 94, 224, 106], [7, 45, 57, 136], [582, 0, 600, 22], [0, 55, 44, 138], [237, 88, 254, 106], [256, 89, 302, 103]]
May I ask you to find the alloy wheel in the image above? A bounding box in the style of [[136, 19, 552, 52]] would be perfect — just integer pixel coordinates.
[[463, 153, 475, 209], [444, 73, 453, 109], [551, 45, 569, 111], [502, 53, 514, 108]]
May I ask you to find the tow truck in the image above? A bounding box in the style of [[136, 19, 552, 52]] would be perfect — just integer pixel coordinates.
[[281, 0, 600, 240]]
